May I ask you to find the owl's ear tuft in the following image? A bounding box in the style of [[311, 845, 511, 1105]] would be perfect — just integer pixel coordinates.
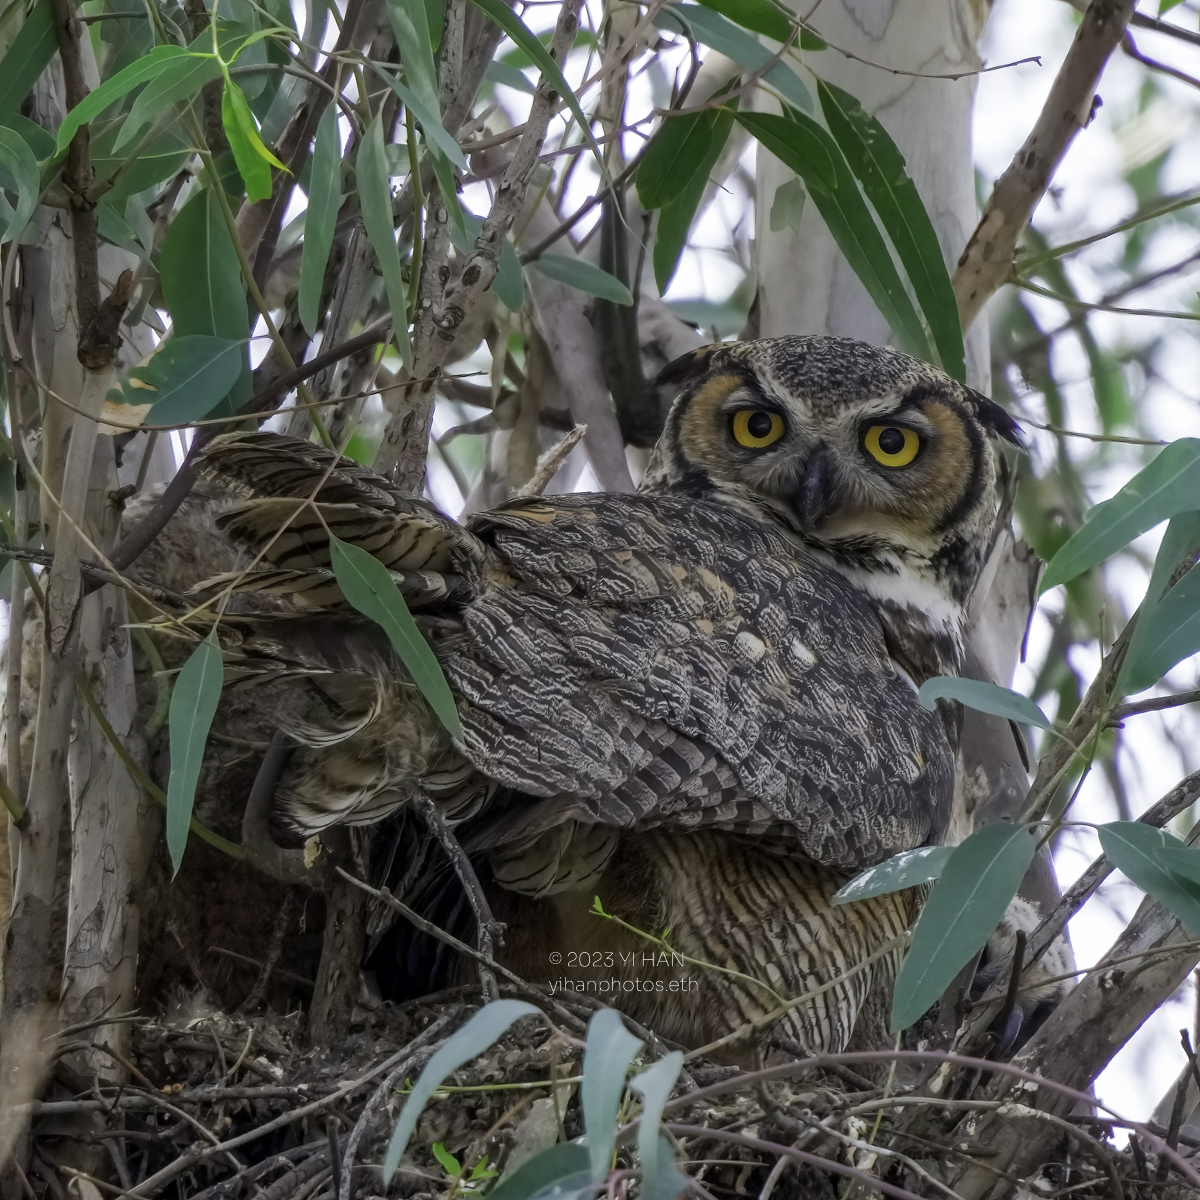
[[655, 344, 723, 389], [967, 389, 1024, 449]]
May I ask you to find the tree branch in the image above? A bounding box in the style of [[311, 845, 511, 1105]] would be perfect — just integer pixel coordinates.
[[953, 0, 1136, 330]]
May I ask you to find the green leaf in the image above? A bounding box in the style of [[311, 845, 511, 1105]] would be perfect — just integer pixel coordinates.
[[91, 126, 192, 202], [654, 101, 738, 293], [374, 65, 468, 170], [431, 1143, 461, 1176], [693, 0, 791, 41], [356, 112, 414, 367], [581, 1008, 643, 1184], [0, 0, 57, 122], [383, 1001, 540, 1184], [737, 109, 932, 362], [1159, 0, 1187, 12], [1161, 845, 1200, 888], [1039, 439, 1200, 592], [159, 188, 251, 410], [1118, 564, 1200, 694], [56, 45, 190, 154], [1099, 822, 1200, 936], [116, 51, 223, 151], [637, 112, 714, 211], [656, 5, 811, 112], [484, 59, 536, 94], [385, 0, 440, 122], [529, 253, 632, 305], [298, 104, 342, 337], [166, 631, 224, 876], [107, 336, 244, 424], [768, 175, 805, 232], [0, 127, 38, 245], [890, 823, 1039, 1032], [629, 1053, 687, 1200], [486, 1145, 593, 1200], [832, 845, 954, 905], [917, 676, 1056, 733], [466, 0, 607, 172], [329, 535, 463, 738], [818, 80, 964, 382], [222, 78, 284, 202]]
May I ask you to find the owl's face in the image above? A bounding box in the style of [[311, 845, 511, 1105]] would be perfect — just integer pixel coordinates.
[[644, 336, 1022, 641]]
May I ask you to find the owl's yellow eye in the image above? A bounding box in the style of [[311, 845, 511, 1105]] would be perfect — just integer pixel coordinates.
[[731, 410, 785, 449], [863, 425, 920, 467]]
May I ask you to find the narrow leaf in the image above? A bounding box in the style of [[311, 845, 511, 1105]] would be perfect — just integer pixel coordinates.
[[656, 5, 811, 112], [0, 127, 39, 245], [582, 1008, 643, 1184], [106, 336, 244, 424], [0, 0, 56, 121], [917, 676, 1055, 733], [485, 60, 536, 94], [299, 104, 342, 336], [329, 535, 463, 738], [890, 823, 1039, 1032], [738, 109, 932, 361], [1040, 438, 1200, 592], [693, 0, 791, 42], [637, 112, 714, 211], [383, 1001, 540, 1184], [166, 632, 224, 876], [629, 1053, 687, 1200], [374, 65, 468, 169], [654, 101, 737, 292], [222, 78, 284, 202], [529, 253, 633, 305], [116, 52, 223, 151], [818, 80, 965, 381], [356, 113, 414, 367], [488, 1145, 593, 1200], [1121, 512, 1200, 693], [466, 0, 607, 171], [431, 1143, 461, 1176], [832, 845, 954, 905], [56, 45, 189, 154], [1099, 822, 1200, 936], [1118, 565, 1200, 694]]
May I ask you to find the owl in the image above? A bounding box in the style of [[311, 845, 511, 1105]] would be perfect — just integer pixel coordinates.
[[189, 335, 1021, 1056]]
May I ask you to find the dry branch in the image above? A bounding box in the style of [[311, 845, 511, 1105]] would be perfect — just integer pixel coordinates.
[[953, 0, 1137, 329]]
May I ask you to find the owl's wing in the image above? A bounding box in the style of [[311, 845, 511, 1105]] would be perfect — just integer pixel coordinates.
[[192, 432, 488, 609], [449, 491, 959, 874]]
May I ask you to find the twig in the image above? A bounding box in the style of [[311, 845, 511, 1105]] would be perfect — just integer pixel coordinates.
[[953, 0, 1136, 330], [1122, 31, 1200, 92], [207, 947, 315, 990], [413, 790, 502, 1002], [1131, 10, 1200, 48], [1110, 689, 1200, 722], [516, 425, 586, 498]]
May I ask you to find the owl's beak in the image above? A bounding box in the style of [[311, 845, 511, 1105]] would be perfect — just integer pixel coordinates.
[[792, 446, 836, 531]]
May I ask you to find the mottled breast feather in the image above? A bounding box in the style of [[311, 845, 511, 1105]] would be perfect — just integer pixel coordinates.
[[443, 491, 958, 871]]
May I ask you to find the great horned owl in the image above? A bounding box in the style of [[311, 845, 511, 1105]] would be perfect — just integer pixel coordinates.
[[187, 335, 1022, 1056]]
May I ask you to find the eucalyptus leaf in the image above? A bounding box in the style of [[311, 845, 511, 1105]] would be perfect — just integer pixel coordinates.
[[56, 45, 190, 154], [657, 5, 811, 112], [0, 0, 56, 121], [487, 1145, 593, 1200], [1118, 565, 1200, 695], [818, 80, 964, 381], [107, 336, 244, 424], [374, 65, 468, 169], [918, 676, 1056, 733], [383, 1001, 541, 1184], [329, 535, 463, 738], [1040, 438, 1200, 592], [832, 845, 954, 905], [299, 104, 342, 336], [356, 112, 414, 366], [891, 823, 1039, 1032], [116, 52, 223, 151], [581, 1008, 643, 1184], [529, 253, 633, 305], [629, 1053, 687, 1200], [1099, 822, 1200, 936], [222, 77, 285, 202], [0, 126, 38, 245], [485, 59, 536, 94], [166, 632, 224, 876], [693, 0, 791, 41], [1161, 845, 1200, 888], [737, 110, 932, 362], [637, 111, 714, 211]]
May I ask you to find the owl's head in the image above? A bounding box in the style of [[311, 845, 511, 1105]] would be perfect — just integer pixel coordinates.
[[644, 336, 1022, 648]]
